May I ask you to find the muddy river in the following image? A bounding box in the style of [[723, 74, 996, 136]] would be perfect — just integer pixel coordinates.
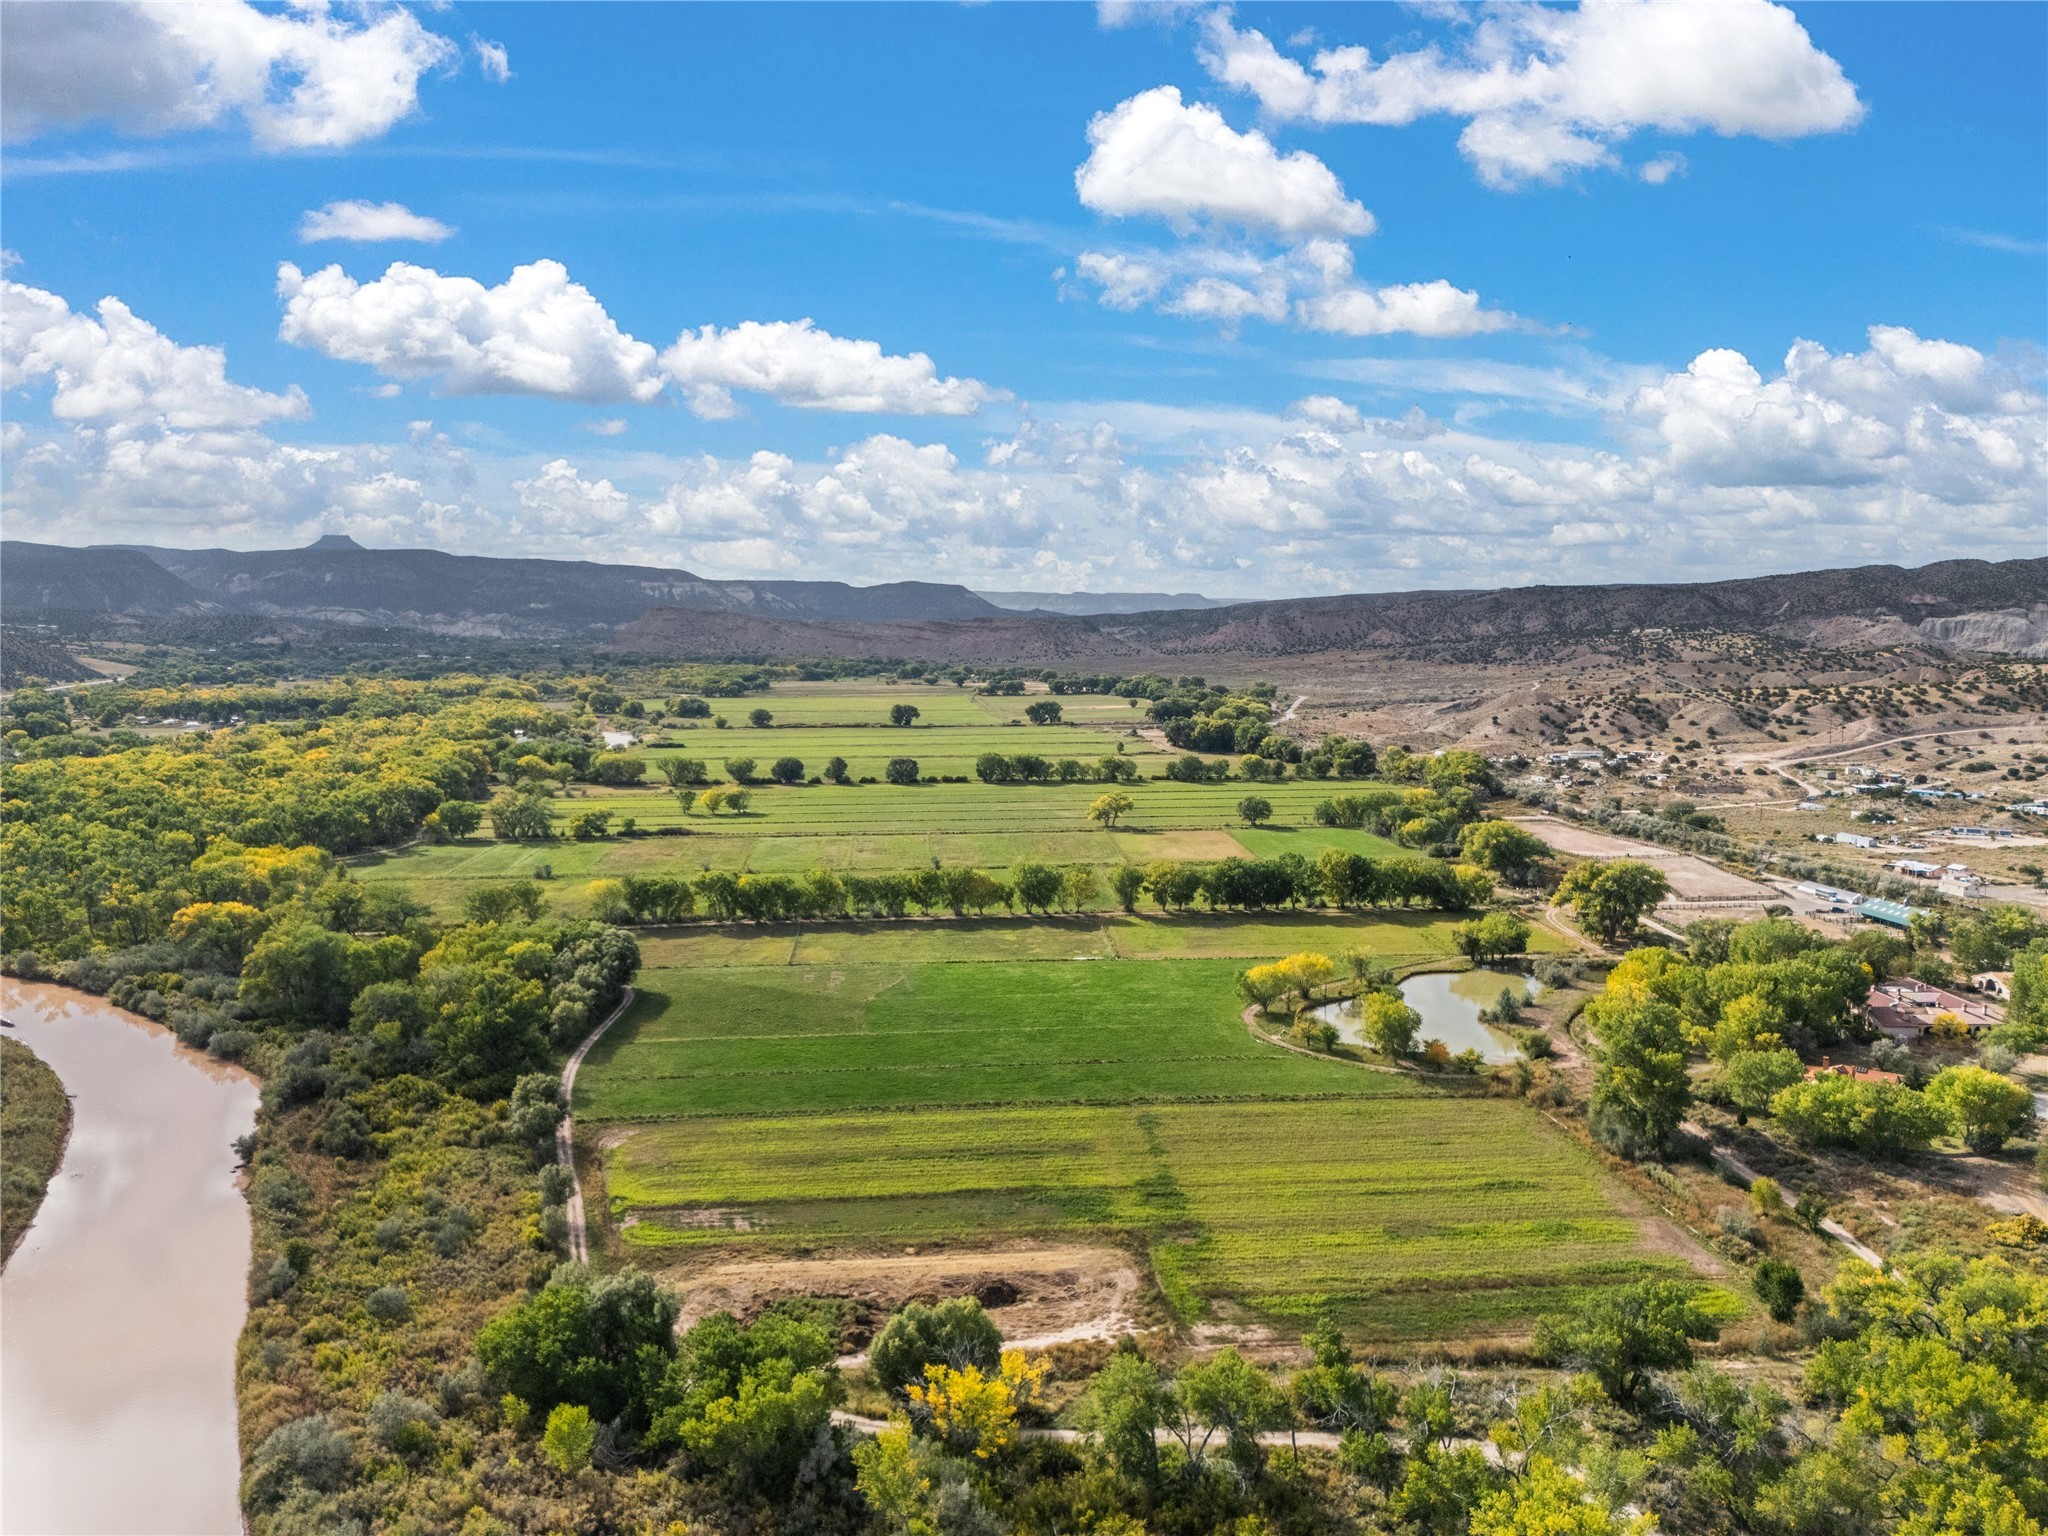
[[1315, 967, 1541, 1064], [1, 981, 259, 1535]]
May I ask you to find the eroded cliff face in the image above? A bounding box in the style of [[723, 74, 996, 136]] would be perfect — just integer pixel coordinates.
[[1914, 605, 2048, 658]]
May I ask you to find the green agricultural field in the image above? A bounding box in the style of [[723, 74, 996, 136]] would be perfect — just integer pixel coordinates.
[[641, 683, 1005, 728], [606, 1098, 1691, 1342], [625, 909, 1503, 969], [574, 957, 1389, 1120], [644, 722, 1160, 780], [351, 777, 1414, 918], [1233, 824, 1407, 862]]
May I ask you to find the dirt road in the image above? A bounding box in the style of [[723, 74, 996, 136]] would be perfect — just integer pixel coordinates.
[[558, 986, 636, 1265]]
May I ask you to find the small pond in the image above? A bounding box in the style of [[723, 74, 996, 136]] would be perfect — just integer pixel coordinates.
[[1314, 967, 1542, 1064]]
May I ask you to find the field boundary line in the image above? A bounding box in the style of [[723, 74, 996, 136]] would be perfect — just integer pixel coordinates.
[[559, 985, 637, 1265]]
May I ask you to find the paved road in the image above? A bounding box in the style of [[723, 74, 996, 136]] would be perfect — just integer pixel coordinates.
[[557, 986, 636, 1265]]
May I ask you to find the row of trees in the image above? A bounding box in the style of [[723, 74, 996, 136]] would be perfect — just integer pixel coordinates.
[[574, 849, 1497, 927], [974, 750, 1141, 784]]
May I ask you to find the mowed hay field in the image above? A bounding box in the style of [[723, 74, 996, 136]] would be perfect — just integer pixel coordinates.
[[604, 1098, 1686, 1342], [623, 909, 1558, 968], [581, 951, 1688, 1342], [351, 778, 1414, 919], [573, 958, 1386, 1119]]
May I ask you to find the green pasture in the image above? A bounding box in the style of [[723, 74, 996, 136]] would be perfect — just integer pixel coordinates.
[[608, 1098, 1692, 1342], [351, 777, 1418, 919], [644, 684, 1004, 728], [640, 681, 1161, 730], [574, 957, 1389, 1120], [621, 910, 1523, 969], [644, 722, 1157, 780]]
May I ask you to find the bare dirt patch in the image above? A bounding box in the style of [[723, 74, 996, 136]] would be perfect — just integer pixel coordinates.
[[1512, 816, 1771, 901], [660, 1243, 1144, 1355]]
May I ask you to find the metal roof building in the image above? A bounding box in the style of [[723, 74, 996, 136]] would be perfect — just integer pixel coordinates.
[[1855, 897, 1927, 929]]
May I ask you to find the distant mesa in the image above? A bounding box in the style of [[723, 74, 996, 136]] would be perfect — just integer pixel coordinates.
[[0, 537, 2039, 661], [975, 589, 1240, 617]]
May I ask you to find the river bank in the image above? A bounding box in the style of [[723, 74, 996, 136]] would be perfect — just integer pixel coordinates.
[[0, 981, 259, 1536], [0, 1034, 72, 1264]]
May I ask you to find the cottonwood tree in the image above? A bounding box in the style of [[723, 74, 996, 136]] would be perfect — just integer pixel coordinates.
[[1554, 859, 1671, 944], [1088, 791, 1135, 828]]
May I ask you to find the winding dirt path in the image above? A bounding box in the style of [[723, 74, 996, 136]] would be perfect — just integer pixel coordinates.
[[1679, 1122, 1887, 1270], [558, 986, 636, 1266]]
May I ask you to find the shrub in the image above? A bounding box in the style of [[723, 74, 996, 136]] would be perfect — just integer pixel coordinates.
[[369, 1391, 441, 1457], [249, 1415, 354, 1502], [871, 1297, 1002, 1396], [542, 1402, 596, 1473], [366, 1285, 410, 1322], [1716, 1204, 1758, 1244], [1752, 1258, 1805, 1322]]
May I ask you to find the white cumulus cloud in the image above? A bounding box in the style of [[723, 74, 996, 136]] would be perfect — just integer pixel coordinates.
[[1076, 85, 1373, 239], [1199, 0, 1864, 188], [659, 319, 996, 419], [276, 259, 664, 403], [3, 278, 308, 431], [299, 200, 455, 244], [2, 0, 461, 150]]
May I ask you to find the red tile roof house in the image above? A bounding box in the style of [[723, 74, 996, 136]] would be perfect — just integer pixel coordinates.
[[1806, 1057, 1902, 1085], [1863, 980, 2006, 1040]]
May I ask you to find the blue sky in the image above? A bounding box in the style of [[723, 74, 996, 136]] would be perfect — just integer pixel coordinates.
[[3, 1, 2043, 596]]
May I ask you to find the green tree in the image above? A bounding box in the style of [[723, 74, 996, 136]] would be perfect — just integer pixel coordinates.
[[1062, 865, 1099, 913], [723, 757, 757, 783], [1087, 791, 1135, 828], [427, 798, 483, 841], [1452, 910, 1531, 962], [1768, 1074, 1945, 1158], [885, 757, 920, 785], [1588, 997, 1690, 1158], [658, 756, 709, 787], [870, 1298, 1001, 1396], [589, 753, 646, 785], [1109, 864, 1146, 913], [823, 755, 850, 783], [476, 1266, 679, 1429], [770, 756, 805, 784], [541, 1403, 595, 1473], [1532, 1280, 1720, 1407], [1924, 1064, 2035, 1152], [1722, 1048, 1806, 1120], [1237, 795, 1273, 827], [489, 787, 555, 841], [1010, 862, 1063, 914], [1177, 1347, 1288, 1481], [1752, 1258, 1805, 1323], [1555, 859, 1671, 944], [1358, 991, 1422, 1056], [1075, 1349, 1167, 1487], [889, 703, 920, 727], [748, 708, 773, 728], [1457, 821, 1550, 886], [1023, 700, 1063, 725]]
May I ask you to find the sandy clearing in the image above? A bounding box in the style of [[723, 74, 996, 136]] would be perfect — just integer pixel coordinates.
[[659, 1243, 1144, 1355], [1511, 816, 1772, 901]]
